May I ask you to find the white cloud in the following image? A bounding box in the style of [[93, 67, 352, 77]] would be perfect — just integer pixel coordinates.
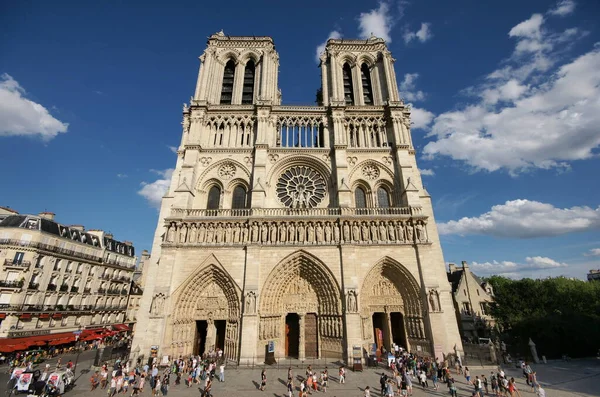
[[138, 168, 174, 209], [358, 2, 394, 43], [439, 199, 600, 238], [315, 30, 342, 63], [471, 256, 568, 277], [549, 0, 576, 16], [584, 248, 600, 257], [400, 73, 426, 102], [403, 22, 433, 44], [0, 73, 68, 140], [410, 106, 435, 130], [423, 10, 600, 175], [116, 174, 128, 179], [420, 169, 435, 176], [168, 145, 178, 154]]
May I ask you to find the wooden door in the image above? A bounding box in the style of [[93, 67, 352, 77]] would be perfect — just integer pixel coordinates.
[[304, 313, 318, 358]]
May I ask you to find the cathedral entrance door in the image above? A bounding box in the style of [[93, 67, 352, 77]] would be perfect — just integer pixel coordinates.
[[215, 320, 226, 351], [390, 312, 408, 350], [285, 313, 299, 358], [304, 313, 318, 358], [195, 320, 208, 356], [372, 312, 388, 358]]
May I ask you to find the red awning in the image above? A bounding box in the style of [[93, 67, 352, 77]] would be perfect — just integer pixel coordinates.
[[112, 324, 130, 331], [52, 313, 62, 319], [19, 313, 31, 319], [0, 313, 6, 319], [0, 330, 79, 350], [39, 313, 50, 319]]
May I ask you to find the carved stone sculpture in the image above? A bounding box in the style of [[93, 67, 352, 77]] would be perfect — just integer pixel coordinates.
[[189, 223, 197, 243], [347, 290, 358, 312], [167, 224, 176, 243]]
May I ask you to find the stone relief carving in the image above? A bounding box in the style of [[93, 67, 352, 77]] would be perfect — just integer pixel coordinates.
[[428, 289, 441, 312], [200, 157, 212, 166], [268, 153, 279, 163], [218, 163, 236, 180], [346, 290, 358, 312], [347, 156, 358, 166], [150, 293, 166, 316], [163, 218, 427, 246], [243, 155, 253, 166], [245, 291, 256, 314]]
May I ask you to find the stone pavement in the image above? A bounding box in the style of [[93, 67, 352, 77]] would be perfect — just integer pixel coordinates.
[[1, 354, 599, 397]]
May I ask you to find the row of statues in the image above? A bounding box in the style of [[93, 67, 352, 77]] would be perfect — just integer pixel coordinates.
[[319, 316, 343, 338], [165, 219, 429, 245]]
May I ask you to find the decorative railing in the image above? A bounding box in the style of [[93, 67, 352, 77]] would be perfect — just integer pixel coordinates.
[[28, 282, 40, 290], [0, 280, 23, 288], [1, 304, 107, 313], [3, 259, 31, 269], [170, 206, 420, 219], [0, 239, 103, 263]]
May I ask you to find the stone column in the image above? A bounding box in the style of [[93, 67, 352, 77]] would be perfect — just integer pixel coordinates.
[[232, 61, 245, 104], [353, 64, 364, 106], [299, 314, 305, 360], [206, 320, 216, 351], [320, 57, 329, 106], [384, 311, 393, 350]]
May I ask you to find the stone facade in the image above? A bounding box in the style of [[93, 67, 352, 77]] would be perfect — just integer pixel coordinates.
[[0, 211, 136, 341], [132, 32, 463, 364], [447, 262, 495, 340]]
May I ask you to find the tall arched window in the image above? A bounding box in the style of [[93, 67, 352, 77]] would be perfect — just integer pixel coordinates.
[[361, 63, 374, 105], [242, 60, 255, 104], [220, 60, 236, 104], [207, 185, 221, 210], [343, 63, 354, 105], [231, 185, 247, 209], [354, 187, 367, 208], [377, 187, 391, 208]]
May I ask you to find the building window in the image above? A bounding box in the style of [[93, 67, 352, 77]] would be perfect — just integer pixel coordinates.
[[354, 187, 367, 208], [207, 186, 221, 210], [35, 256, 43, 268], [480, 302, 488, 315], [476, 289, 480, 296], [54, 260, 61, 272], [343, 63, 354, 105], [377, 187, 391, 208], [242, 60, 255, 104], [462, 302, 471, 315], [361, 63, 373, 105], [220, 60, 236, 105], [231, 186, 247, 209], [463, 289, 467, 296], [13, 252, 24, 265]]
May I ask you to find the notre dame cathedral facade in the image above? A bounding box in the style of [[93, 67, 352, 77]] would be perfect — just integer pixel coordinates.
[[133, 31, 463, 364]]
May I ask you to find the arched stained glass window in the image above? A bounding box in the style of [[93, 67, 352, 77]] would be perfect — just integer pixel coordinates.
[[207, 186, 221, 210], [343, 63, 354, 105], [361, 63, 374, 105], [377, 187, 391, 208], [231, 185, 247, 209], [242, 60, 255, 104], [355, 187, 367, 208], [220, 60, 236, 104]]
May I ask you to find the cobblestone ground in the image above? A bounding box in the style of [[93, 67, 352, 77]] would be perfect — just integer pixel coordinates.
[[1, 352, 598, 397]]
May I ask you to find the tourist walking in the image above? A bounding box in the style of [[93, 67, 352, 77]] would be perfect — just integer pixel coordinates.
[[286, 379, 294, 397], [339, 366, 346, 383], [203, 377, 212, 397], [364, 385, 371, 397], [219, 363, 225, 382], [260, 369, 267, 391], [508, 377, 521, 397], [465, 367, 472, 385]]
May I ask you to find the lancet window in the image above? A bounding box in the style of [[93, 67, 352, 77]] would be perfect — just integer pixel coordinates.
[[207, 186, 221, 210], [277, 116, 324, 148], [343, 63, 354, 105], [242, 61, 255, 105], [220, 60, 236, 105], [231, 185, 248, 209], [361, 64, 374, 105], [377, 187, 391, 208], [354, 187, 367, 208], [345, 116, 388, 148]]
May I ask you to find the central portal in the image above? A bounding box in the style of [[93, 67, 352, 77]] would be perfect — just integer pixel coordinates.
[[285, 313, 300, 358]]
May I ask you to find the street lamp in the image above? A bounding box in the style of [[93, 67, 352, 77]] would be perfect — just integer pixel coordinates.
[[73, 325, 83, 373]]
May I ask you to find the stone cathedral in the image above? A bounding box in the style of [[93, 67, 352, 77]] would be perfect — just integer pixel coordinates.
[[133, 31, 463, 364]]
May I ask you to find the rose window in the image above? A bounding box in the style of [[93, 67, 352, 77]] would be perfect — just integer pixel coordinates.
[[362, 164, 380, 180], [218, 163, 236, 180], [276, 166, 327, 208]]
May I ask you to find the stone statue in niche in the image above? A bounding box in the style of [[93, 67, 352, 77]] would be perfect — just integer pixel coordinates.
[[406, 223, 414, 243], [178, 224, 187, 244], [225, 223, 232, 243], [297, 222, 305, 242], [352, 222, 360, 242], [189, 223, 197, 243], [260, 223, 268, 243], [379, 221, 387, 242], [416, 221, 428, 242], [251, 222, 259, 242], [347, 290, 358, 312], [387, 222, 396, 241], [269, 222, 277, 243], [333, 222, 340, 243], [370, 221, 379, 241], [216, 223, 224, 243], [150, 294, 166, 316], [167, 224, 176, 242], [316, 222, 323, 242], [324, 222, 332, 242], [307, 222, 315, 243], [206, 224, 215, 243], [342, 222, 350, 242], [233, 223, 240, 243], [361, 222, 369, 242], [287, 223, 296, 242], [241, 223, 249, 242], [245, 292, 256, 314], [199, 224, 206, 243], [396, 222, 405, 242], [279, 223, 286, 242], [429, 289, 440, 312]]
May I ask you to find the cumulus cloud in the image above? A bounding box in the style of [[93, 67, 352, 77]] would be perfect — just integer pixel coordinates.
[[315, 30, 342, 63], [138, 168, 174, 209], [420, 169, 435, 176], [584, 248, 600, 257], [438, 199, 600, 238], [423, 9, 599, 175], [358, 2, 394, 43], [400, 73, 426, 102], [410, 106, 435, 130], [470, 256, 568, 277], [548, 0, 576, 16], [168, 145, 178, 154], [403, 23, 433, 44], [0, 73, 68, 140]]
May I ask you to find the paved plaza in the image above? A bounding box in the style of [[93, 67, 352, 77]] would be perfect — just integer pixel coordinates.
[[1, 351, 599, 397]]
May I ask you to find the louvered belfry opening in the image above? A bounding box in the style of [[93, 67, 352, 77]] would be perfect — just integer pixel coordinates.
[[343, 63, 354, 105], [242, 60, 255, 104], [220, 60, 236, 104], [361, 63, 373, 105]]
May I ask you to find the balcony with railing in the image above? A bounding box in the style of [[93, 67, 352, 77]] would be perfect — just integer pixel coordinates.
[[3, 259, 31, 270], [0, 280, 24, 289], [28, 282, 40, 290], [170, 206, 421, 219], [70, 286, 79, 293], [0, 239, 103, 263], [47, 283, 57, 291], [84, 287, 91, 293], [59, 284, 69, 292]]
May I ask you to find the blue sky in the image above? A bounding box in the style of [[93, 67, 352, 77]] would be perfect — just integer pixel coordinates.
[[1, 0, 599, 280]]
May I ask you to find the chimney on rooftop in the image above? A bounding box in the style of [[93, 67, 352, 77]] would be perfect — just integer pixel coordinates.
[[39, 212, 55, 221], [70, 225, 84, 232], [448, 263, 457, 274]]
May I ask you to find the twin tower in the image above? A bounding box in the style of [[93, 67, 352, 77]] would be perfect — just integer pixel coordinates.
[[132, 32, 462, 365]]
